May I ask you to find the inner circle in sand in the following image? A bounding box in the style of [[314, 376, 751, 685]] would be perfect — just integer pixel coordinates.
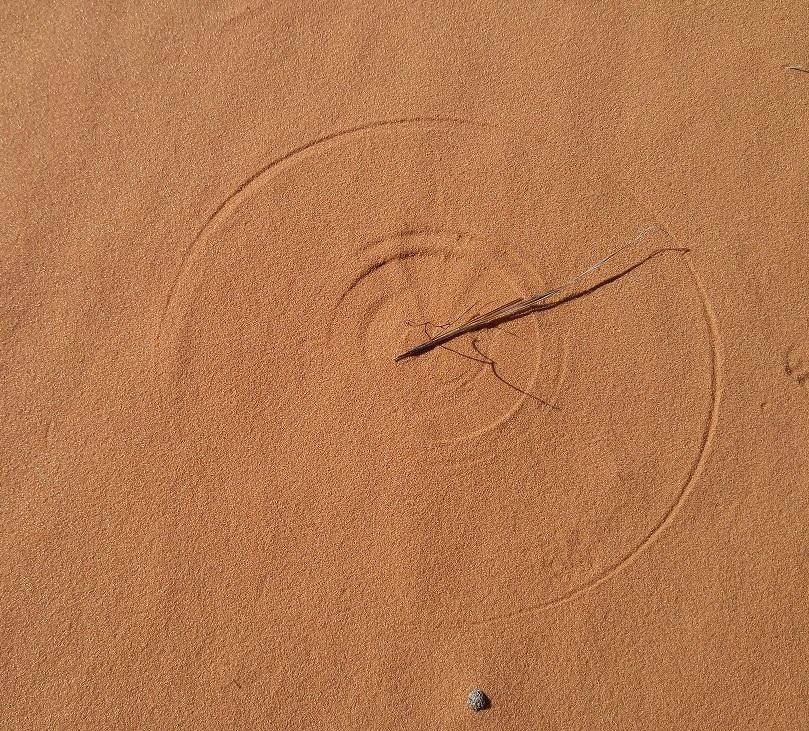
[[155, 119, 720, 624], [329, 229, 562, 445]]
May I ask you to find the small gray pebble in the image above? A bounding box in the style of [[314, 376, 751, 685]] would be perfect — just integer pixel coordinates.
[[466, 689, 490, 712]]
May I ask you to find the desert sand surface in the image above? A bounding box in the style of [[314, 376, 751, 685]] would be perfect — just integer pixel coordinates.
[[2, 2, 808, 729]]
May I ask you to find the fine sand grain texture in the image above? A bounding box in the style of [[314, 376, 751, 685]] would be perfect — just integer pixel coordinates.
[[2, 3, 808, 729]]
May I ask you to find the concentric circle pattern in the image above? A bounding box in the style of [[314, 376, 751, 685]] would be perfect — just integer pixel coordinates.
[[156, 119, 720, 622]]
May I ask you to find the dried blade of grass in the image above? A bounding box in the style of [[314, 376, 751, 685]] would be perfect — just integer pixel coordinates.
[[394, 224, 657, 362]]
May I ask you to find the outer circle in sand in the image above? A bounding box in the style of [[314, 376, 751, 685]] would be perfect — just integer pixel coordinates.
[[155, 119, 721, 623]]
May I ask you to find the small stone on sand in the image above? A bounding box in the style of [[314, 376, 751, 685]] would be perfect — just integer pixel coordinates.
[[466, 689, 490, 712]]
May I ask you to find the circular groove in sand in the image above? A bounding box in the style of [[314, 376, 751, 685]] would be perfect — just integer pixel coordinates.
[[154, 119, 723, 623]]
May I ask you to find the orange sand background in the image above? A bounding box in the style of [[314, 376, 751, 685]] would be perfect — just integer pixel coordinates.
[[2, 2, 808, 728]]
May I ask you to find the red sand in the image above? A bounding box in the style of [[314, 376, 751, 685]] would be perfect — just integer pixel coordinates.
[[2, 3, 808, 728]]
